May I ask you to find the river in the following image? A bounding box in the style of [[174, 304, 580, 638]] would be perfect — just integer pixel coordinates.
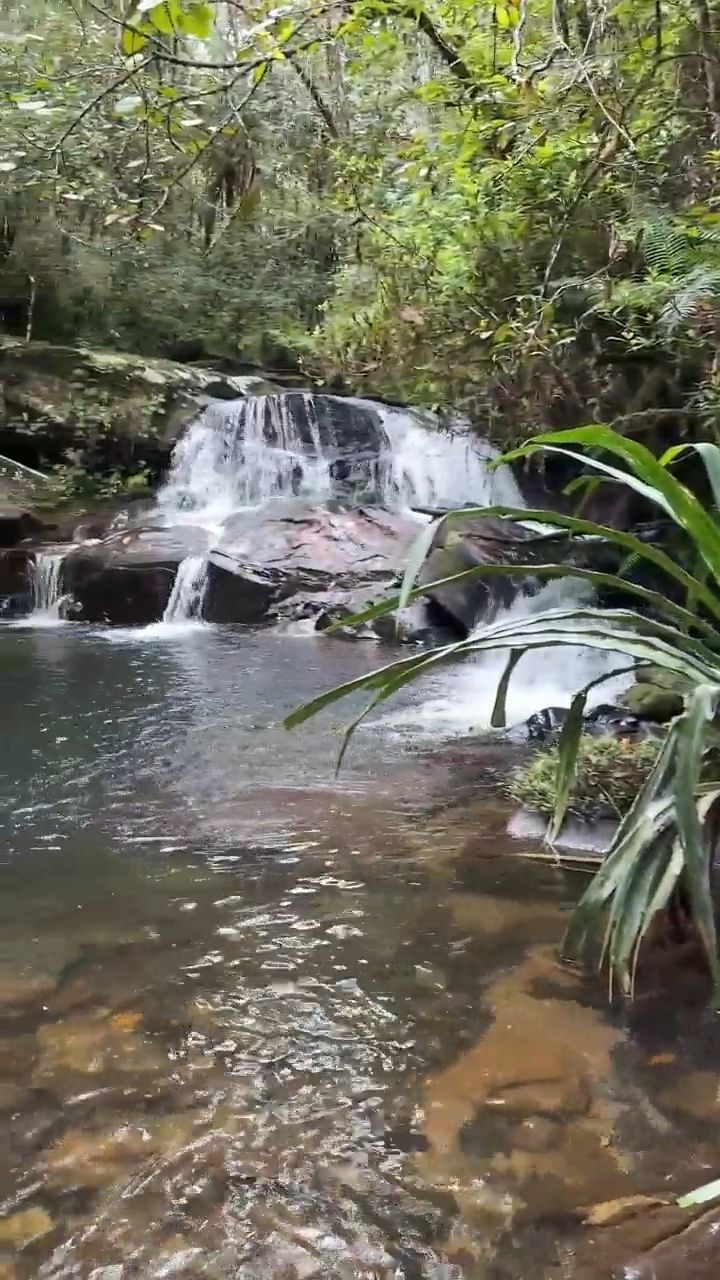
[[2, 618, 720, 1279]]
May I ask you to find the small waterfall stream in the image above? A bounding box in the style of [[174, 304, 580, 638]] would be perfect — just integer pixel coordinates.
[[162, 556, 208, 624], [30, 552, 65, 623]]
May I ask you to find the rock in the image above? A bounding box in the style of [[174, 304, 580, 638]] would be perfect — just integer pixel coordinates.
[[0, 503, 44, 547], [0, 339, 278, 472], [510, 1115, 562, 1152], [43, 1124, 164, 1190], [418, 515, 537, 636], [615, 1205, 720, 1278], [0, 1034, 37, 1077], [0, 548, 33, 612], [0, 1206, 54, 1248], [583, 1195, 667, 1227], [62, 527, 201, 625], [0, 972, 57, 1015], [658, 1071, 720, 1120], [33, 1013, 166, 1087], [625, 665, 685, 722]]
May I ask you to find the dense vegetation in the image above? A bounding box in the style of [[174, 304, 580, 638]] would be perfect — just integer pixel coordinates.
[[3, 0, 720, 434]]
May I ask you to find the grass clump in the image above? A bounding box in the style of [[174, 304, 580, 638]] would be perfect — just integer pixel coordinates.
[[509, 735, 661, 822]]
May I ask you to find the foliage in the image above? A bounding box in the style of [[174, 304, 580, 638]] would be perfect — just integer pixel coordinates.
[[32, 463, 152, 507], [509, 735, 661, 822], [285, 426, 720, 998], [3, 0, 720, 423]]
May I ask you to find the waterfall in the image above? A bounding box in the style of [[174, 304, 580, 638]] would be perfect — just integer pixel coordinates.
[[30, 552, 65, 624], [373, 405, 524, 512], [155, 394, 333, 534], [154, 391, 523, 535], [162, 556, 208, 624]]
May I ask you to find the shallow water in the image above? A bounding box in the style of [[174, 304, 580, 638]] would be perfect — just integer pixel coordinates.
[[1, 625, 720, 1279]]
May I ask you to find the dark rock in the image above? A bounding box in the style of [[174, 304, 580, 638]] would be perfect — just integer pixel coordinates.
[[62, 530, 186, 624], [625, 666, 685, 722], [614, 1206, 720, 1279], [0, 503, 44, 547], [418, 515, 537, 636], [0, 547, 33, 616]]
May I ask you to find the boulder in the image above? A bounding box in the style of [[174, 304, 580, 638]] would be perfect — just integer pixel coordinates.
[[0, 339, 278, 473], [418, 515, 537, 636], [0, 502, 44, 547], [0, 547, 32, 616], [624, 665, 685, 722], [62, 527, 203, 624]]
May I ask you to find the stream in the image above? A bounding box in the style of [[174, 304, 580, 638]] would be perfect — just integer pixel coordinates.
[[2, 622, 720, 1279], [2, 400, 720, 1278]]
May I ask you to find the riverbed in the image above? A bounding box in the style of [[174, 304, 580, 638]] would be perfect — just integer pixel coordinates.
[[2, 622, 720, 1279]]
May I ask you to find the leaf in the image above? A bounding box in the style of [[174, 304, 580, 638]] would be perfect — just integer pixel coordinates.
[[491, 649, 522, 728], [178, 1, 213, 39], [673, 684, 720, 995], [274, 16, 295, 41], [121, 26, 148, 55], [496, 5, 511, 28], [148, 2, 178, 35], [660, 442, 720, 512], [547, 688, 586, 842], [677, 1177, 720, 1209], [251, 62, 268, 85], [396, 515, 445, 617], [582, 1196, 667, 1226]]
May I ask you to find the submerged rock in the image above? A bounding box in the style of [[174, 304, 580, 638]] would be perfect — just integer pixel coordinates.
[[615, 1206, 720, 1279], [0, 1206, 54, 1248]]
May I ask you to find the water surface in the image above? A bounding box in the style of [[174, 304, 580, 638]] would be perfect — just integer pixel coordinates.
[[1, 625, 719, 1279]]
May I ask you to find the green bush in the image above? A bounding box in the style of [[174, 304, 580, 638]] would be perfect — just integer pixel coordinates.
[[508, 736, 661, 823]]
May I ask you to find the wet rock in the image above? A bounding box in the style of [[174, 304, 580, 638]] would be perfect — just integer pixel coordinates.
[[0, 1034, 37, 1077], [43, 1124, 165, 1190], [62, 528, 194, 624], [418, 515, 536, 636], [0, 548, 33, 610], [582, 1194, 667, 1227], [614, 1205, 720, 1279], [510, 1115, 562, 1152], [0, 1082, 30, 1113], [0, 503, 45, 547], [658, 1071, 720, 1120], [0, 973, 57, 1015], [0, 1205, 54, 1248]]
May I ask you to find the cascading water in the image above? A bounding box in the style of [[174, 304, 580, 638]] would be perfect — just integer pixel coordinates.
[[29, 552, 65, 624], [148, 389, 625, 716], [373, 404, 524, 511], [155, 394, 333, 534], [162, 556, 208, 624]]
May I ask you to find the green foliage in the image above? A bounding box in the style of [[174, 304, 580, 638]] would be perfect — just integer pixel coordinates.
[[286, 427, 720, 998], [34, 464, 152, 508], [2, 0, 720, 417], [509, 736, 661, 823]]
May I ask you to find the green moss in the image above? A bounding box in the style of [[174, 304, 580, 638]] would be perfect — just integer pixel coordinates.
[[508, 735, 661, 822]]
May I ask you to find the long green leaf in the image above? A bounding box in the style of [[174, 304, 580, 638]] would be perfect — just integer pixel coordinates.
[[659, 442, 720, 511], [396, 514, 444, 617], [673, 684, 720, 996], [547, 688, 585, 842], [491, 649, 522, 728], [324, 560, 720, 647], [501, 429, 720, 589]]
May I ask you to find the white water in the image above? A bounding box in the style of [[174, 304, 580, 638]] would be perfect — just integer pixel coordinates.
[[155, 394, 332, 535], [162, 556, 208, 625], [29, 552, 65, 625], [153, 394, 523, 535], [374, 405, 524, 511], [385, 579, 629, 736]]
